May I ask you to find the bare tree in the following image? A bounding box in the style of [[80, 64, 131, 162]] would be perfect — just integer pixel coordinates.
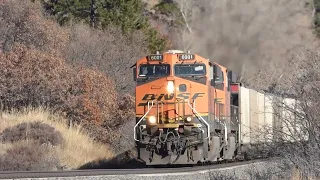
[[174, 0, 193, 34], [244, 44, 320, 178], [90, 0, 96, 28], [64, 24, 148, 93]]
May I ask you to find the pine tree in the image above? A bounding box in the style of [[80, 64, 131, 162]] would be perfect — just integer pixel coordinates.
[[41, 0, 168, 52]]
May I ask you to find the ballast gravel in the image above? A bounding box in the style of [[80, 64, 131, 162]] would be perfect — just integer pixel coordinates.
[[8, 161, 286, 180]]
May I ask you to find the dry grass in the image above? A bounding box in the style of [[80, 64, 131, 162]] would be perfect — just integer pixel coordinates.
[[290, 168, 303, 180], [0, 107, 115, 170], [0, 143, 12, 156], [0, 140, 61, 171]]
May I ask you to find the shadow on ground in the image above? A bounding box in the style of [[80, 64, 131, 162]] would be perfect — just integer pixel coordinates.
[[78, 148, 199, 169], [78, 149, 146, 169]]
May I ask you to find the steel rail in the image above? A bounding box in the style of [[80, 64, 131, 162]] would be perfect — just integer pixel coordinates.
[[0, 159, 269, 179]]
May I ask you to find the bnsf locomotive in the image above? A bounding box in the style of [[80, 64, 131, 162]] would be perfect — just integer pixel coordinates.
[[131, 50, 297, 165]]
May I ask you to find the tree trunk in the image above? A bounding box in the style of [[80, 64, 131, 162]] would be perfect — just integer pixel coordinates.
[[90, 0, 95, 28]]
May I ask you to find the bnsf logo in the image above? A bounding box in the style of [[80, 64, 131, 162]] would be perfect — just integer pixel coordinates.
[[138, 93, 205, 106]]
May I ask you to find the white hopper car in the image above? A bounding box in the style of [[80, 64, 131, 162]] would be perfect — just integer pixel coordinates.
[[232, 83, 306, 158]]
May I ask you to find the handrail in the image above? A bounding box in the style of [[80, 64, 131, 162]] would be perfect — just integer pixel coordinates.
[[224, 122, 228, 146], [134, 101, 155, 142], [134, 99, 211, 145], [156, 101, 164, 124], [185, 99, 211, 145], [160, 101, 164, 123]]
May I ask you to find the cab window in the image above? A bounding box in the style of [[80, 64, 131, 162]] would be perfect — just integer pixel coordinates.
[[138, 64, 170, 77], [215, 66, 224, 83], [174, 64, 206, 76]]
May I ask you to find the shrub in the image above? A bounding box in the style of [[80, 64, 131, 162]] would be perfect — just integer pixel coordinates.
[[107, 93, 135, 128], [0, 122, 63, 146], [64, 24, 148, 93], [0, 43, 119, 128], [0, 0, 69, 54], [80, 93, 136, 152], [0, 42, 133, 151], [68, 67, 118, 126], [0, 141, 61, 171]]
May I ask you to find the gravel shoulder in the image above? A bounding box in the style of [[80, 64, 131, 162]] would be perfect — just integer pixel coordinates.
[[0, 159, 285, 180]]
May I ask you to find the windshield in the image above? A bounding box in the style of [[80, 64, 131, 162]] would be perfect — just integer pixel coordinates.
[[139, 64, 170, 77], [174, 64, 206, 76]]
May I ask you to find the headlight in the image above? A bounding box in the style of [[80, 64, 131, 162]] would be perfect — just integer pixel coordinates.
[[186, 117, 192, 122], [148, 116, 156, 124], [167, 81, 174, 94]]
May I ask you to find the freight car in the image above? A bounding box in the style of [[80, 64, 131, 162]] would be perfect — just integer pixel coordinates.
[[131, 50, 299, 166]]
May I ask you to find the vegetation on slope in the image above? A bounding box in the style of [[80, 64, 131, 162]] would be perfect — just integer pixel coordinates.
[[0, 0, 135, 163], [41, 0, 169, 53], [0, 108, 114, 170]]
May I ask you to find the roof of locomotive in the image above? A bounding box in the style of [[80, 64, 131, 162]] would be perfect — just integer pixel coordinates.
[[132, 50, 209, 66], [131, 50, 227, 68]]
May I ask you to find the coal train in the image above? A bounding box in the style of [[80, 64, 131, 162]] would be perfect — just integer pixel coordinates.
[[131, 50, 299, 166]]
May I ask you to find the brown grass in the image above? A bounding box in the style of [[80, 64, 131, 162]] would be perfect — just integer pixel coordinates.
[[0, 107, 115, 170]]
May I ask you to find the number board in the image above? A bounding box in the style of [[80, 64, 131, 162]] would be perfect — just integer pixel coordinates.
[[179, 54, 195, 60], [147, 55, 163, 61]]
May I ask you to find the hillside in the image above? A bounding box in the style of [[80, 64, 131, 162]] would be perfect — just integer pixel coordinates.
[[0, 0, 320, 175], [0, 0, 137, 170], [0, 108, 113, 170]]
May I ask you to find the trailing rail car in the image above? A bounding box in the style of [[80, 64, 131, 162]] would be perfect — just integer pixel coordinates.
[[131, 50, 300, 166]]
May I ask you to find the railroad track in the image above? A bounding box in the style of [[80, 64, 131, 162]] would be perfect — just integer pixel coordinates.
[[0, 159, 269, 179]]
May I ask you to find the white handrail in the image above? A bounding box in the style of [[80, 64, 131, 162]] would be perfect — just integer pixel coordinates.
[[185, 99, 211, 145], [134, 101, 154, 142], [134, 99, 212, 145], [224, 122, 228, 146]]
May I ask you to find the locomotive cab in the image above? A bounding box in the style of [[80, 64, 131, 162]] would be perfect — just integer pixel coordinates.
[[132, 50, 210, 130]]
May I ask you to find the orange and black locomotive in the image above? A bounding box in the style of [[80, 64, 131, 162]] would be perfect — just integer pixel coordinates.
[[131, 50, 242, 165]]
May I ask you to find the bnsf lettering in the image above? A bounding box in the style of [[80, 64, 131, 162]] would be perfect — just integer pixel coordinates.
[[142, 94, 174, 101], [177, 93, 204, 100], [177, 93, 189, 99], [192, 93, 204, 99], [142, 94, 155, 101], [138, 93, 205, 106]]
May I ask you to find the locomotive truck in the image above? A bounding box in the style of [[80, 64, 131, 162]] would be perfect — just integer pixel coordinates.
[[131, 50, 299, 166]]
